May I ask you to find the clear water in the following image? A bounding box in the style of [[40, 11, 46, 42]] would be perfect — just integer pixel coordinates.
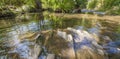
[[0, 13, 120, 59]]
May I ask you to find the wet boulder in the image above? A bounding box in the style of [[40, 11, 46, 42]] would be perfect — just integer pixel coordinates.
[[72, 8, 81, 13], [81, 9, 95, 13], [38, 27, 120, 59], [7, 31, 41, 59], [46, 54, 55, 59], [94, 12, 106, 16]]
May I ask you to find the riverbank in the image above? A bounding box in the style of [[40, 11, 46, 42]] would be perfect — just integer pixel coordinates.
[[50, 13, 120, 23]]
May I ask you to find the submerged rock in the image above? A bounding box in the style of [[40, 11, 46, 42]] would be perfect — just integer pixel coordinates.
[[8, 41, 41, 59], [94, 12, 106, 16], [37, 26, 120, 59], [19, 32, 41, 41], [66, 28, 105, 59], [6, 31, 41, 59], [56, 27, 120, 59], [46, 54, 55, 59]]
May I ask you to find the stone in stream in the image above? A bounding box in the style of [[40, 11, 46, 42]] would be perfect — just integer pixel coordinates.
[[66, 27, 120, 59], [81, 9, 96, 13], [0, 56, 7, 59], [38, 26, 120, 59], [7, 31, 41, 59], [39, 30, 75, 59], [38, 28, 104, 59], [94, 12, 106, 16], [8, 42, 41, 59], [19, 32, 41, 41], [46, 54, 55, 59], [39, 28, 120, 59], [65, 28, 106, 59]]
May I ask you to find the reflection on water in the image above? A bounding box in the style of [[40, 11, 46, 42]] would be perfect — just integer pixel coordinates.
[[0, 13, 120, 59], [0, 14, 42, 59]]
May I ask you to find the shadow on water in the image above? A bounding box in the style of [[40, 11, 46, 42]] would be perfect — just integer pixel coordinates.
[[0, 13, 120, 59]]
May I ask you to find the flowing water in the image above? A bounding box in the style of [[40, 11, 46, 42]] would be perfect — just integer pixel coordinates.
[[0, 13, 120, 59]]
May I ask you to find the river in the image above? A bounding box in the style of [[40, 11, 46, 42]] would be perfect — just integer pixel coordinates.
[[0, 13, 120, 59]]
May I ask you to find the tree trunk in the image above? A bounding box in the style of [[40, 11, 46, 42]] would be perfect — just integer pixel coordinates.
[[35, 0, 42, 12]]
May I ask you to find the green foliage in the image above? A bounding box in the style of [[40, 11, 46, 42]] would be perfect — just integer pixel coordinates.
[[102, 0, 120, 15], [0, 0, 40, 7], [87, 0, 98, 9], [0, 0, 42, 15], [42, 0, 75, 11], [0, 0, 26, 6], [75, 0, 88, 8], [41, 0, 88, 11], [87, 0, 120, 15], [0, 0, 120, 14], [49, 15, 63, 29]]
